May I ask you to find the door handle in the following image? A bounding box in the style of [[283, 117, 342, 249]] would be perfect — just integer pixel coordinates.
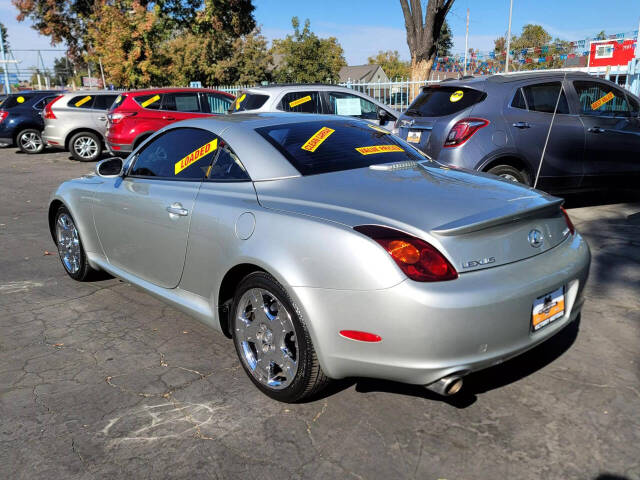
[[97, 116, 107, 121], [162, 116, 176, 121], [166, 203, 188, 216], [512, 121, 531, 129], [588, 126, 605, 133]]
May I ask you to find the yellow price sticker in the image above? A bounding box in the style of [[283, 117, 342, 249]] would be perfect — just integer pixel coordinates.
[[368, 124, 390, 134], [301, 127, 334, 152], [141, 94, 161, 108], [450, 90, 464, 102], [17, 96, 25, 104], [174, 139, 218, 175], [289, 95, 312, 108], [235, 93, 246, 110], [75, 95, 92, 107], [355, 144, 404, 155], [591, 91, 614, 110]]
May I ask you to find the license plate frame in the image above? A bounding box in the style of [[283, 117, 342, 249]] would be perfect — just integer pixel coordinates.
[[531, 286, 565, 331]]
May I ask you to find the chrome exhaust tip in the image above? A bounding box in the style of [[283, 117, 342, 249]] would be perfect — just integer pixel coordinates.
[[425, 375, 464, 396]]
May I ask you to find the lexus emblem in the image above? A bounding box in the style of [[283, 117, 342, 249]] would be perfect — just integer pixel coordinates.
[[528, 229, 544, 248]]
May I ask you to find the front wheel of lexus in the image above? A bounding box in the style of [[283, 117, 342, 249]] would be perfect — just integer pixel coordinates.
[[54, 206, 98, 281], [231, 272, 330, 402]]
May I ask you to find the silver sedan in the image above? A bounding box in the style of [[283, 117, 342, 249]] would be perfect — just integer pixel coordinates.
[[48, 113, 590, 402]]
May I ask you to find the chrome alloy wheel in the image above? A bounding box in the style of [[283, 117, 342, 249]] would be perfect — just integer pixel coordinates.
[[20, 131, 43, 152], [56, 213, 81, 274], [500, 173, 520, 182], [73, 136, 98, 159], [235, 288, 299, 389]]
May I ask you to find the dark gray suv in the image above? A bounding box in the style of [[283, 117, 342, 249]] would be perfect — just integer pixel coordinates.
[[395, 71, 640, 193]]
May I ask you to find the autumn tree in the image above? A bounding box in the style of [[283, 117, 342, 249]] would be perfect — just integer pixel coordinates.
[[399, 0, 455, 81], [368, 50, 410, 80], [271, 17, 346, 83], [215, 28, 273, 85]]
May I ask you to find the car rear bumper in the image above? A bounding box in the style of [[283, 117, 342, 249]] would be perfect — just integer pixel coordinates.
[[0, 136, 12, 146], [291, 232, 590, 386], [105, 141, 133, 154]]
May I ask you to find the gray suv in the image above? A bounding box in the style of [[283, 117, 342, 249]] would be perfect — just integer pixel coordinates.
[[395, 71, 640, 193], [42, 90, 119, 161]]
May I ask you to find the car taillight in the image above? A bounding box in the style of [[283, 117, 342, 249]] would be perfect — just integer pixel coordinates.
[[561, 207, 575, 235], [44, 95, 64, 119], [443, 118, 489, 148], [0, 111, 7, 123], [354, 225, 458, 282], [108, 111, 137, 124]]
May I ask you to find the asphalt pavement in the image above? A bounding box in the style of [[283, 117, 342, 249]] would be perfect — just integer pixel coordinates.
[[1, 147, 639, 479]]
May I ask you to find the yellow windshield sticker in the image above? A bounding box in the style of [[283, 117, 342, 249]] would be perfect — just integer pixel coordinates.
[[141, 94, 161, 108], [591, 91, 614, 110], [289, 95, 312, 108], [115, 94, 122, 103], [174, 139, 218, 175], [356, 144, 404, 155], [235, 93, 246, 110], [301, 127, 334, 152], [17, 96, 25, 103], [75, 95, 92, 107], [368, 124, 390, 134], [450, 90, 464, 102]]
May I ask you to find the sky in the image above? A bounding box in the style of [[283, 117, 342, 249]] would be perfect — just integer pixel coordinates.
[[1, 0, 639, 71]]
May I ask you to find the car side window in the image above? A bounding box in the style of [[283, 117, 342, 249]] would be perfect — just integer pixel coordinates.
[[628, 95, 640, 116], [521, 82, 569, 114], [67, 95, 96, 109], [511, 88, 527, 110], [201, 92, 233, 114], [573, 81, 630, 117], [93, 95, 118, 110], [129, 128, 219, 180], [162, 92, 201, 112], [135, 94, 163, 110], [278, 91, 322, 113], [326, 91, 378, 120], [207, 141, 250, 181]]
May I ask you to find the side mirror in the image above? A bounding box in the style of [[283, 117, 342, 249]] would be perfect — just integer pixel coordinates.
[[96, 157, 124, 178], [377, 108, 390, 126]]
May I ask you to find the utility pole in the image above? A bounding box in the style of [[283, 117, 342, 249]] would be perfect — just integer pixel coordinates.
[[98, 57, 106, 89], [505, 0, 514, 72], [0, 34, 10, 94], [463, 8, 469, 76], [636, 17, 640, 58]]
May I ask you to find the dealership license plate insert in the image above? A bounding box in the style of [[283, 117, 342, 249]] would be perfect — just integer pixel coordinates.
[[531, 286, 565, 331], [407, 130, 422, 143]]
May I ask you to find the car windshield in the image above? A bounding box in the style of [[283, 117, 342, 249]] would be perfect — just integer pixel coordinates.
[[255, 120, 427, 176], [405, 86, 485, 117]]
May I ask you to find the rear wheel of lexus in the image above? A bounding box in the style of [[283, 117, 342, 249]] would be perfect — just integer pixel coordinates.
[[17, 129, 44, 154], [487, 164, 530, 185], [54, 206, 97, 281], [231, 272, 330, 402], [70, 131, 101, 162]]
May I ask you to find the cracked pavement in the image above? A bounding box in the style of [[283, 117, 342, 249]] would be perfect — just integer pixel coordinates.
[[1, 147, 639, 479]]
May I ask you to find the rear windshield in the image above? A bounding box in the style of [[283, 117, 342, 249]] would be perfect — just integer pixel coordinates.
[[2, 94, 35, 109], [405, 86, 485, 117], [255, 120, 427, 176], [231, 91, 269, 112]]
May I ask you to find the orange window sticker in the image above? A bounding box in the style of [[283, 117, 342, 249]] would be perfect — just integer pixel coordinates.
[[235, 93, 246, 110], [141, 94, 161, 108], [591, 91, 614, 110], [174, 139, 218, 175], [367, 124, 390, 134], [75, 95, 92, 107], [289, 95, 312, 108], [355, 144, 404, 155], [301, 127, 334, 152]]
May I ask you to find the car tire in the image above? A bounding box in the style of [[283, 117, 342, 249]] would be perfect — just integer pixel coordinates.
[[70, 131, 101, 162], [54, 205, 98, 281], [17, 128, 45, 154], [487, 164, 530, 185], [231, 272, 330, 402]]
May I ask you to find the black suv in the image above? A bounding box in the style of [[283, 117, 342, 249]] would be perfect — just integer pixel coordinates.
[[0, 90, 63, 154], [394, 72, 640, 193]]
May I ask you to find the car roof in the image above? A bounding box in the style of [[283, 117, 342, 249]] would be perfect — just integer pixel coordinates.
[[62, 90, 120, 96], [435, 70, 594, 88], [244, 84, 368, 94], [124, 87, 233, 96]]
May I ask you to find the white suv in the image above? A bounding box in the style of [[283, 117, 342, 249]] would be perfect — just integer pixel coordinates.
[[229, 84, 399, 128]]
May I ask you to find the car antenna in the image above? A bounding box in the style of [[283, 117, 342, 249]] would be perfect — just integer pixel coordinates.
[[534, 71, 568, 189]]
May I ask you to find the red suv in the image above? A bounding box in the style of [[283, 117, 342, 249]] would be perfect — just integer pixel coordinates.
[[106, 88, 234, 154]]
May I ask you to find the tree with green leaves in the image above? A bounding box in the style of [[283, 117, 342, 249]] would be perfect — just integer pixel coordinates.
[[215, 28, 273, 85], [1, 22, 9, 50], [436, 20, 453, 57], [595, 30, 607, 41], [367, 50, 410, 80], [271, 17, 346, 83]]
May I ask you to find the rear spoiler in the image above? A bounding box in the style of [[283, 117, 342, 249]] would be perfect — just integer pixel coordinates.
[[432, 197, 563, 236]]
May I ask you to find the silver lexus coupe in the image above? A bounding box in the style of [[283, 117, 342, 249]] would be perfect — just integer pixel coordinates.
[[48, 113, 590, 402]]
